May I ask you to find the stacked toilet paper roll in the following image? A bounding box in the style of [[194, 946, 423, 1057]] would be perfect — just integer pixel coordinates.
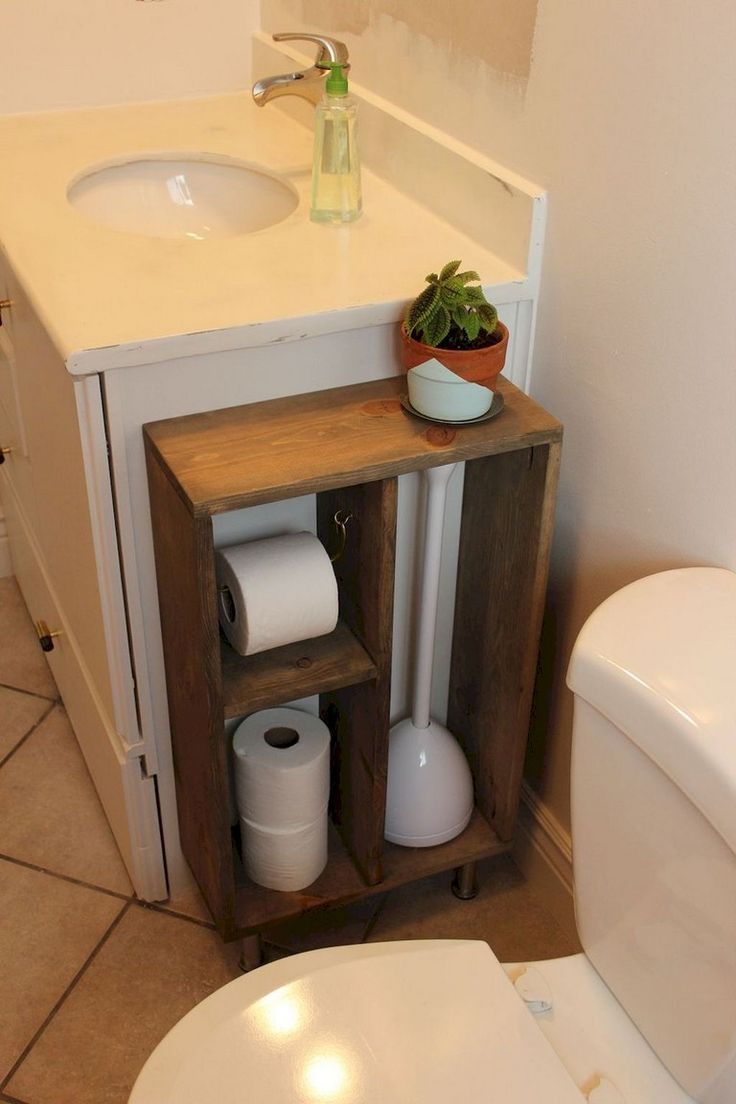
[[233, 707, 330, 892], [216, 532, 339, 657], [224, 717, 243, 827]]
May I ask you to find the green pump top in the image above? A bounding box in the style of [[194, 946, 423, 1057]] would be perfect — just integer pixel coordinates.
[[324, 62, 349, 97]]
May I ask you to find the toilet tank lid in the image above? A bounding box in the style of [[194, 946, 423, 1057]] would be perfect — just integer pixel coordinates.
[[567, 568, 736, 854]]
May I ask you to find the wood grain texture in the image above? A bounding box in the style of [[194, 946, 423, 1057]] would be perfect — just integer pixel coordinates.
[[318, 480, 397, 885], [144, 441, 236, 936], [221, 620, 377, 718], [233, 809, 507, 938], [143, 376, 562, 517], [447, 443, 561, 842], [145, 377, 562, 940]]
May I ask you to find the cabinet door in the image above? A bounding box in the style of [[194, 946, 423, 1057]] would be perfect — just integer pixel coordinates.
[[0, 262, 167, 899]]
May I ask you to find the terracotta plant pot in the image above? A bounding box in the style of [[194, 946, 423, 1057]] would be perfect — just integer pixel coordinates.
[[399, 321, 509, 391]]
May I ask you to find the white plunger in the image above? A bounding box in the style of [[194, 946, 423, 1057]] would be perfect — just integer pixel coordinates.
[[384, 463, 474, 847]]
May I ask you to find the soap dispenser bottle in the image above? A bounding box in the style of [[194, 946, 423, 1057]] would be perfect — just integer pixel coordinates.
[[310, 62, 362, 223]]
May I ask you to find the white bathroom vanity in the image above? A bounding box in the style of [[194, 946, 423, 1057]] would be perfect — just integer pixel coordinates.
[[0, 41, 546, 900]]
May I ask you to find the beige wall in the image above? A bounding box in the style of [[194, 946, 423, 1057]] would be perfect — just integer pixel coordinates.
[[0, 0, 258, 114], [3, 1, 734, 832], [263, 0, 538, 79], [264, 0, 736, 830]]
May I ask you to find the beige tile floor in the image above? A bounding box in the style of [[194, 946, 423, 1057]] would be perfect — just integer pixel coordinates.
[[0, 575, 579, 1104]]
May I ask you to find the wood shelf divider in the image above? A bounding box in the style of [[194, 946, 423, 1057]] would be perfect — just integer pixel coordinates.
[[144, 375, 562, 941]]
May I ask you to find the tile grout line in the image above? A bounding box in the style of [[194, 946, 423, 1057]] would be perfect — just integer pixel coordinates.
[[0, 856, 221, 933], [134, 898, 216, 931], [0, 900, 132, 1094], [0, 851, 134, 904], [1, 1092, 31, 1104], [361, 893, 389, 943], [0, 700, 58, 771], [0, 679, 59, 704]]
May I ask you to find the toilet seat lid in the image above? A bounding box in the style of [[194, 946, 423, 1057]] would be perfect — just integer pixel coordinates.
[[130, 940, 584, 1103]]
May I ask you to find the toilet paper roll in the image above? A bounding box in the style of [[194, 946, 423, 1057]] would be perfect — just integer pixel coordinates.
[[216, 532, 339, 656], [233, 707, 330, 830], [224, 716, 244, 827], [240, 812, 328, 891]]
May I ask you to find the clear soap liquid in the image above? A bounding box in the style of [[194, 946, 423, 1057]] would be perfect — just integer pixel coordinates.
[[310, 95, 362, 224]]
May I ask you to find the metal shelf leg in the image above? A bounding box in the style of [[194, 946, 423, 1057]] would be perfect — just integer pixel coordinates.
[[451, 861, 478, 900]]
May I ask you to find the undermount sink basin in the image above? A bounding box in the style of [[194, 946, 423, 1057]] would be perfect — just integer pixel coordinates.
[[67, 155, 299, 240]]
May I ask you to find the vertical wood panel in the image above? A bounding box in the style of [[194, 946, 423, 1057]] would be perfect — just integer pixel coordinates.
[[448, 442, 561, 840], [318, 478, 397, 884], [145, 441, 236, 936]]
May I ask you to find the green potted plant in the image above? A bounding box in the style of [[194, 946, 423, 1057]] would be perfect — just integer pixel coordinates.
[[400, 260, 509, 390]]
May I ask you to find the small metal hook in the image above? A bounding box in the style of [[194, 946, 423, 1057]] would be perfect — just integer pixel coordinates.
[[330, 510, 353, 563]]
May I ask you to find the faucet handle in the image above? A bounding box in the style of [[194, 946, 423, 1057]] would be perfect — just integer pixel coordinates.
[[271, 32, 349, 68]]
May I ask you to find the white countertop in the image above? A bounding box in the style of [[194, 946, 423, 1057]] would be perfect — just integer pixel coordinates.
[[0, 91, 527, 374]]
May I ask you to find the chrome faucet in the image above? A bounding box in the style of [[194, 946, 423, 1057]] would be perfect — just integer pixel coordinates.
[[252, 33, 350, 107]]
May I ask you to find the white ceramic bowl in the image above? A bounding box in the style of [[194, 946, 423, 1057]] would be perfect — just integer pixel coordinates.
[[407, 358, 493, 421]]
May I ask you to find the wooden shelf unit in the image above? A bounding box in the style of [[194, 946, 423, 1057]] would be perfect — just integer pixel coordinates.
[[144, 376, 562, 941]]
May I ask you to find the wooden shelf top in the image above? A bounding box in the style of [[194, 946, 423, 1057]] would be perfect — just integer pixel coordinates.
[[144, 376, 562, 517]]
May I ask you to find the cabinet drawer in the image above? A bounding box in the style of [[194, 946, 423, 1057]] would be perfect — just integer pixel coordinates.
[[0, 327, 37, 535], [0, 320, 35, 534], [3, 474, 102, 727], [0, 327, 28, 457], [0, 252, 16, 351], [3, 474, 65, 672], [0, 426, 38, 545]]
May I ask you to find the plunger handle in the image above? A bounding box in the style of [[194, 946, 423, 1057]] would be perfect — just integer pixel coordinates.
[[411, 463, 457, 728]]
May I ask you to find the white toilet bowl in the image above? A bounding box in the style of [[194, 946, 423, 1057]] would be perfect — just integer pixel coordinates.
[[130, 568, 736, 1104]]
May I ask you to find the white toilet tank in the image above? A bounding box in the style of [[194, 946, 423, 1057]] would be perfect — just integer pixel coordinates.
[[567, 568, 736, 1104]]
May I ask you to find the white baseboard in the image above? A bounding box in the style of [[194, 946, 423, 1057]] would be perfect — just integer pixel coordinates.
[[0, 503, 13, 577], [513, 781, 578, 945]]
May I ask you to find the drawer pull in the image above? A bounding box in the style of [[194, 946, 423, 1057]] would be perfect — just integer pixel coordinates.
[[0, 299, 12, 324], [36, 620, 62, 653], [0, 446, 11, 464]]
